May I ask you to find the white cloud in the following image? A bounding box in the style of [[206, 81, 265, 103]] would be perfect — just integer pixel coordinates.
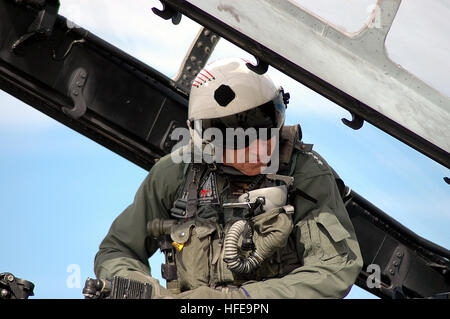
[[0, 91, 57, 130], [59, 0, 201, 78]]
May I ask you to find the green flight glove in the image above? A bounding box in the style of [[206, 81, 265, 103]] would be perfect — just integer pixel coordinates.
[[177, 286, 250, 299], [125, 270, 176, 299], [95, 257, 176, 299]]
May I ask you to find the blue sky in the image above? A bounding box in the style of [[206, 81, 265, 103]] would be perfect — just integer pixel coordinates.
[[1, 0, 448, 299]]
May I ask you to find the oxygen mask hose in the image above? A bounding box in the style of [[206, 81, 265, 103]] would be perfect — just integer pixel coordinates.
[[222, 185, 293, 274], [223, 219, 264, 274], [223, 206, 294, 274]]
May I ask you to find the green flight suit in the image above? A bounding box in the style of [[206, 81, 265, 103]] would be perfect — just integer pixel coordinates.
[[94, 142, 363, 298]]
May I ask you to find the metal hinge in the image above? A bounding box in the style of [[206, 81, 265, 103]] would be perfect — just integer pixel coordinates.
[[381, 245, 409, 299], [62, 68, 88, 119], [173, 27, 220, 94], [12, 0, 60, 54]]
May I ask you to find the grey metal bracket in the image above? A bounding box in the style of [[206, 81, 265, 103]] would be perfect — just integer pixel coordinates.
[[152, 0, 182, 25], [173, 27, 220, 94], [12, 0, 60, 54], [342, 112, 364, 130], [381, 245, 409, 299], [246, 57, 269, 75], [62, 68, 88, 119]]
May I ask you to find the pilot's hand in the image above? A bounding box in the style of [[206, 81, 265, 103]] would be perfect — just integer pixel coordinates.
[[126, 271, 175, 299]]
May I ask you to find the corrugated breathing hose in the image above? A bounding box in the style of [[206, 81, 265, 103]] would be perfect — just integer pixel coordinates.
[[223, 219, 264, 274]]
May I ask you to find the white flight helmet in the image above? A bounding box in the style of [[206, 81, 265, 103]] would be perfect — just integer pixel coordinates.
[[188, 58, 288, 151]]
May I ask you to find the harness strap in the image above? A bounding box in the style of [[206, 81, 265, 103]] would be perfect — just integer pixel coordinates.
[[185, 163, 206, 219]]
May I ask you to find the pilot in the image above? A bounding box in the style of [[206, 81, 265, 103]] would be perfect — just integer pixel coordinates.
[[93, 58, 363, 299]]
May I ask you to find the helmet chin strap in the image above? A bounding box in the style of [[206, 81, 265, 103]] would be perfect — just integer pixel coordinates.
[[187, 119, 218, 161], [186, 119, 194, 140]]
